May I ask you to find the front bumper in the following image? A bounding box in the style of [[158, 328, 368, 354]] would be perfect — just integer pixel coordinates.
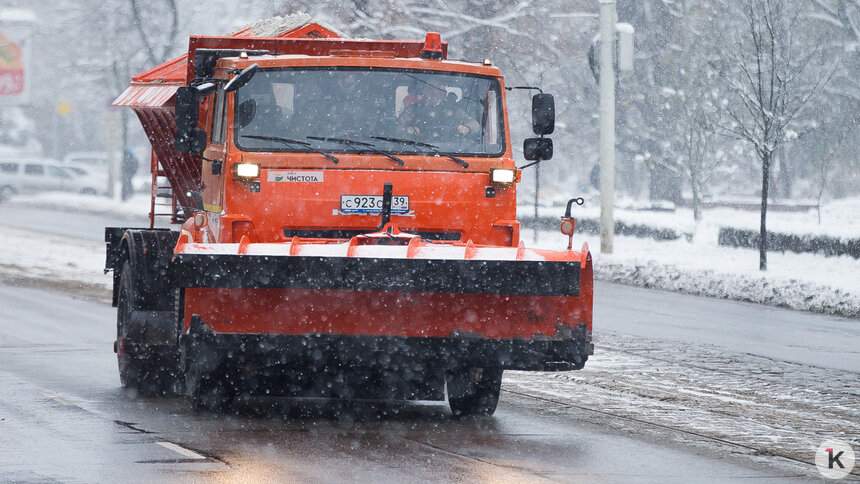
[[181, 315, 593, 373]]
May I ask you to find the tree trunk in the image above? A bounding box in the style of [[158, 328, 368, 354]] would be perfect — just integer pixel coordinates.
[[691, 178, 702, 222], [778, 144, 793, 198], [759, 151, 770, 271]]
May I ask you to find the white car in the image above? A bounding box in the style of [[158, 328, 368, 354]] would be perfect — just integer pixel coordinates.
[[62, 151, 112, 171], [0, 158, 105, 201], [64, 165, 110, 195]]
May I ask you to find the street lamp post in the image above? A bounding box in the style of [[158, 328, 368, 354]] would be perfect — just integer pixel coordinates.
[[598, 0, 616, 254]]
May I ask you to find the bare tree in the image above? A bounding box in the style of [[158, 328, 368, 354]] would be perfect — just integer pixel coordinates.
[[130, 0, 179, 68], [717, 0, 831, 270], [658, 72, 724, 222], [635, 1, 726, 222], [809, 0, 859, 101]]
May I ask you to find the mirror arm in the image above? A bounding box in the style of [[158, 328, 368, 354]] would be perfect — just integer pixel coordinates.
[[190, 78, 220, 96], [518, 158, 542, 170], [189, 152, 222, 175], [505, 85, 544, 94]]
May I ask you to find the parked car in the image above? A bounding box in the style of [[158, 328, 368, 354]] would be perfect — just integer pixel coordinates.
[[62, 151, 112, 171], [0, 158, 105, 201], [64, 165, 109, 195]]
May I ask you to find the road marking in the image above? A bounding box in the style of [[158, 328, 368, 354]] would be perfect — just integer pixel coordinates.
[[41, 392, 74, 406], [156, 441, 207, 460]]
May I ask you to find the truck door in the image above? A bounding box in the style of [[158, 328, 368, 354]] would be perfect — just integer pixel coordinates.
[[199, 85, 227, 214]]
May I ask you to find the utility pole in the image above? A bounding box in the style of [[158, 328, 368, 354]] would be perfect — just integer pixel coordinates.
[[598, 0, 616, 254], [534, 163, 540, 242], [107, 109, 118, 199]]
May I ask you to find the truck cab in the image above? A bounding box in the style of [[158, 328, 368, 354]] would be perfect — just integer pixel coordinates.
[[187, 53, 520, 248]]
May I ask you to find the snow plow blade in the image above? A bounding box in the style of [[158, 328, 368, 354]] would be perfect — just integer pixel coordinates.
[[174, 255, 580, 296], [172, 230, 593, 371]]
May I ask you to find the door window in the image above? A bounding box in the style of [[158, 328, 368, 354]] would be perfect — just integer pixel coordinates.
[[24, 164, 44, 176]]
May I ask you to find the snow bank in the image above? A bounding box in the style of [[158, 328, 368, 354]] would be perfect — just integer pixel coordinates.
[[527, 196, 860, 240], [0, 225, 111, 299], [524, 228, 860, 319], [7, 192, 152, 219], [594, 259, 860, 318]]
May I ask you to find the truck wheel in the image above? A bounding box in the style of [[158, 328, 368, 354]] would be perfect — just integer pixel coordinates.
[[117, 262, 144, 390], [447, 367, 503, 417], [116, 262, 175, 396]]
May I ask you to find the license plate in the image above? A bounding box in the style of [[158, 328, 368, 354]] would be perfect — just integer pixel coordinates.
[[341, 195, 409, 214]]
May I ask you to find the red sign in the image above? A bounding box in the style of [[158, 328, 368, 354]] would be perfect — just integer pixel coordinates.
[[0, 32, 26, 99], [0, 68, 24, 95]]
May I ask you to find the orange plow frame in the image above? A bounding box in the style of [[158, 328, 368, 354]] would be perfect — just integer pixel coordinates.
[[174, 229, 593, 371]]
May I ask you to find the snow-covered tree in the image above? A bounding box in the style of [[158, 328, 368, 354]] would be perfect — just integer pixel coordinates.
[[716, 0, 833, 270]]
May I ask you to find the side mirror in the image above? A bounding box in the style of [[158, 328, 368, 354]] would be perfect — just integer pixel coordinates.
[[174, 86, 200, 132], [238, 99, 257, 128], [532, 93, 555, 135], [176, 128, 207, 154], [224, 63, 258, 93], [523, 137, 553, 161]]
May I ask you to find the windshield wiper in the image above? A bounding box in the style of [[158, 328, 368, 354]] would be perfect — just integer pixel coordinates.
[[371, 136, 469, 168], [242, 135, 339, 164], [307, 136, 404, 166]]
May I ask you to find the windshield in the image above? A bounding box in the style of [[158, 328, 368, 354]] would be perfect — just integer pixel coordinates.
[[235, 68, 505, 157]]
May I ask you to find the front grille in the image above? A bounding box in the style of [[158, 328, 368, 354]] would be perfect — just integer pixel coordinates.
[[283, 228, 461, 241]]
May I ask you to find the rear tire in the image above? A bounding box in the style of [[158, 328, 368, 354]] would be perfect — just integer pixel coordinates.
[[447, 367, 502, 417]]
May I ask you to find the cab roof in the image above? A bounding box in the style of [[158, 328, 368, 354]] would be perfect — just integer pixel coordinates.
[[128, 23, 448, 86]]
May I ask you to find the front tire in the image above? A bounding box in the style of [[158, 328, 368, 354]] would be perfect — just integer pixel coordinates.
[[116, 262, 179, 395], [447, 367, 503, 417]]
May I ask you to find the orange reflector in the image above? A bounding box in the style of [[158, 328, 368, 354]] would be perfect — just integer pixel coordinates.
[[560, 219, 575, 236]]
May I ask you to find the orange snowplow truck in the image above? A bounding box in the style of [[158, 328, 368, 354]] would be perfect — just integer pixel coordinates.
[[105, 19, 592, 416]]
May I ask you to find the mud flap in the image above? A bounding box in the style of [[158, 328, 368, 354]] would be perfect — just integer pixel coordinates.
[[129, 310, 177, 346]]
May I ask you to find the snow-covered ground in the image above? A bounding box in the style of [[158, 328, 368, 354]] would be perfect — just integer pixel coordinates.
[[524, 196, 860, 318], [526, 195, 860, 239], [1, 191, 858, 318]]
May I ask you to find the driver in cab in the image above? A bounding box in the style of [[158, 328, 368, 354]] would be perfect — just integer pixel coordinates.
[[397, 81, 480, 141]]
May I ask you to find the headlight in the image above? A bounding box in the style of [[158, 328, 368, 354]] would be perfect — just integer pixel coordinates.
[[490, 168, 516, 185], [233, 163, 260, 179]]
